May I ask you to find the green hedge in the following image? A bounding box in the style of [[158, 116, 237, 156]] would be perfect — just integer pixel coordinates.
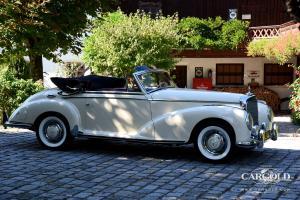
[[0, 69, 43, 123], [178, 17, 249, 50], [291, 112, 300, 125]]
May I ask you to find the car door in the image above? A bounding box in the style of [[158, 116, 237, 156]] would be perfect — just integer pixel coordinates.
[[82, 91, 154, 140]]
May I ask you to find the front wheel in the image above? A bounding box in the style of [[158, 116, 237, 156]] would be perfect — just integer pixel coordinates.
[[36, 115, 72, 149], [194, 125, 234, 161]]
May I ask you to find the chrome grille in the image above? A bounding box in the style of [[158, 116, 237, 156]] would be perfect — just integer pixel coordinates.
[[247, 97, 258, 125]]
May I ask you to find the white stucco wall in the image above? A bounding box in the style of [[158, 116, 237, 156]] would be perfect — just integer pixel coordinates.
[[176, 56, 297, 110], [43, 53, 82, 77], [42, 53, 82, 88]]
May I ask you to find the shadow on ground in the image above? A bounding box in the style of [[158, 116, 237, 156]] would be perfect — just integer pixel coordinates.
[[0, 132, 282, 164]]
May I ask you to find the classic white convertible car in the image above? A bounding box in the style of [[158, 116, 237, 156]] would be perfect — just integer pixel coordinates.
[[5, 68, 278, 161]]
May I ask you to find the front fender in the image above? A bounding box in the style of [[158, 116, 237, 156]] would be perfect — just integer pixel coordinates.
[[8, 98, 81, 135], [152, 105, 250, 143]]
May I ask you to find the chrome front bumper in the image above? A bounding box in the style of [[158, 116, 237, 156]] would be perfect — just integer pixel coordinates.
[[237, 123, 278, 148]]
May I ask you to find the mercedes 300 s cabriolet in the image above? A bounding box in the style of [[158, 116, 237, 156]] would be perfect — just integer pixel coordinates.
[[5, 68, 278, 161]]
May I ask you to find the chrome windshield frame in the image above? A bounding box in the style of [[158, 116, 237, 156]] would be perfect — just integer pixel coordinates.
[[133, 69, 175, 94]]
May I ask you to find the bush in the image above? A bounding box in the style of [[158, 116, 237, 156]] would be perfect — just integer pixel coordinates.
[[0, 69, 44, 120], [178, 17, 249, 50], [291, 111, 300, 125], [289, 77, 300, 110], [247, 32, 300, 64], [289, 76, 300, 125], [7, 58, 31, 79]]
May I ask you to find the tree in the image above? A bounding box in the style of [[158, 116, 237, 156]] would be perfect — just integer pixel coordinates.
[[0, 0, 117, 81], [82, 11, 181, 77], [178, 17, 249, 50]]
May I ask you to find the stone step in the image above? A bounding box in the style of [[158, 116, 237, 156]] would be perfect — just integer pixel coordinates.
[[274, 115, 300, 137], [279, 132, 300, 137]]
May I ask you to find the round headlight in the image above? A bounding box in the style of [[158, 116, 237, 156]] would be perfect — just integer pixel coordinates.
[[245, 113, 253, 130], [240, 100, 247, 110]]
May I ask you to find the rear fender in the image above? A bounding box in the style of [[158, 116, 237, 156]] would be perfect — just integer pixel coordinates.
[[9, 99, 81, 136]]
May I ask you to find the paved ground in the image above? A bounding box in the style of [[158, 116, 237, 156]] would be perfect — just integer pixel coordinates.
[[0, 116, 300, 200], [275, 115, 300, 137]]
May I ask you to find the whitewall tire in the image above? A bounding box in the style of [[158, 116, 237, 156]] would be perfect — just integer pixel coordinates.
[[195, 125, 234, 161], [36, 116, 72, 148]]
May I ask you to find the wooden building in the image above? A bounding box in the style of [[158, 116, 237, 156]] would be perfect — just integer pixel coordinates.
[[120, 0, 292, 26], [121, 0, 299, 111]]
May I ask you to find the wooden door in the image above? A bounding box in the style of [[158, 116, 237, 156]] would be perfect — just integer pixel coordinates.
[[170, 65, 187, 88]]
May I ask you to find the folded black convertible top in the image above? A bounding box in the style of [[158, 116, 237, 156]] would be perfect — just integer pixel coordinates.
[[51, 75, 126, 93]]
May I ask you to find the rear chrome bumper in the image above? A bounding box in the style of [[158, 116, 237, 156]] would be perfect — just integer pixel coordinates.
[[4, 121, 33, 130], [237, 123, 278, 148]]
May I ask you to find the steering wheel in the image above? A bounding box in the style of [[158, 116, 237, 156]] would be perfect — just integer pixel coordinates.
[[159, 82, 168, 88]]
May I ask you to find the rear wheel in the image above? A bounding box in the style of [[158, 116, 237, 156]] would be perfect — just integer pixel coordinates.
[[194, 124, 234, 161], [36, 115, 72, 149]]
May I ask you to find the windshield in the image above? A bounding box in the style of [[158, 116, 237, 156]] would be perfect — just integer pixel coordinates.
[[135, 71, 176, 93]]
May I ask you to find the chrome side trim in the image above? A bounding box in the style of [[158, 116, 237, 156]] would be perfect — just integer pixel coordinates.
[[150, 99, 238, 104], [84, 91, 144, 95], [77, 134, 186, 145], [60, 91, 144, 96], [62, 96, 149, 101]]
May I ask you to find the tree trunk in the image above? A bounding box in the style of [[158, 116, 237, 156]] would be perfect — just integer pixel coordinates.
[[28, 37, 43, 81], [2, 111, 8, 126], [29, 55, 43, 82]]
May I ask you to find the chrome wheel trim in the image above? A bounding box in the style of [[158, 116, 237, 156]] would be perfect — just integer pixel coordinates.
[[38, 116, 67, 148], [197, 126, 231, 160]]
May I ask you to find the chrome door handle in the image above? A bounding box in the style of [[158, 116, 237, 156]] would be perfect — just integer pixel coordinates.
[[47, 94, 56, 98]]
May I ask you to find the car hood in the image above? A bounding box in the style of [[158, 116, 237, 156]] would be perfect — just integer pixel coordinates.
[[150, 88, 247, 104]]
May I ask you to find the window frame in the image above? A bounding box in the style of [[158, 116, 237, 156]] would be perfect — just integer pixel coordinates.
[[216, 63, 245, 86], [264, 63, 294, 86]]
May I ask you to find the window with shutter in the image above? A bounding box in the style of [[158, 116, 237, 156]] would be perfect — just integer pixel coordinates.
[[216, 64, 244, 85], [264, 64, 294, 85]]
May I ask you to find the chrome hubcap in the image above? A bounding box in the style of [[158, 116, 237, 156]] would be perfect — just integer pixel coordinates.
[[203, 131, 227, 155], [207, 133, 224, 151], [44, 122, 63, 143]]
